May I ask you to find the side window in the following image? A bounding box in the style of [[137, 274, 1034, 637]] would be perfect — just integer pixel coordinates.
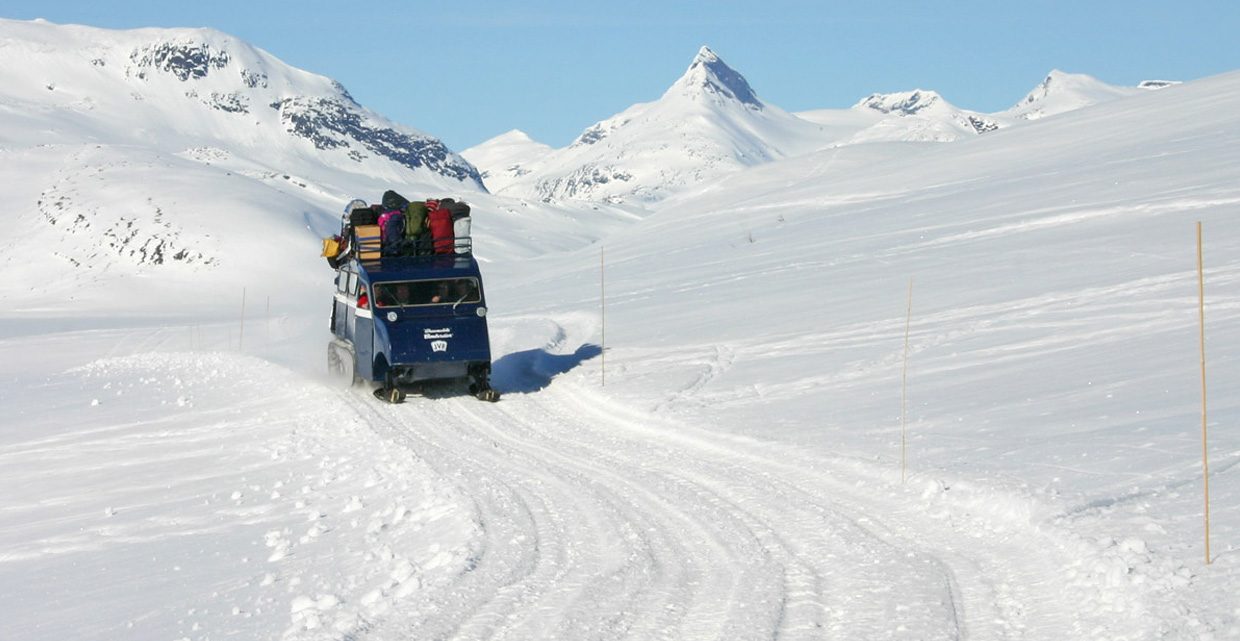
[[346, 271, 359, 297], [336, 271, 348, 294]]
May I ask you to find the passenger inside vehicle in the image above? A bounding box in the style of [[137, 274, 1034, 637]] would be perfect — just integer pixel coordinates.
[[372, 279, 481, 307], [452, 279, 478, 303], [374, 283, 414, 307]]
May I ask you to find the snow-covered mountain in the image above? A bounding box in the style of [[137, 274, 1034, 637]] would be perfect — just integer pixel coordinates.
[[0, 18, 492, 314], [798, 70, 1168, 148], [0, 18, 1183, 310], [0, 19, 482, 187], [837, 89, 1003, 144], [464, 46, 829, 204], [460, 129, 556, 195], [468, 57, 1172, 205], [1006, 69, 1172, 121]]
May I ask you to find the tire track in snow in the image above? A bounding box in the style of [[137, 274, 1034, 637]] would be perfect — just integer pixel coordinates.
[[493, 386, 969, 640], [334, 373, 1092, 639], [347, 390, 744, 639], [444, 394, 783, 640], [521, 385, 1093, 639], [330, 390, 545, 640]]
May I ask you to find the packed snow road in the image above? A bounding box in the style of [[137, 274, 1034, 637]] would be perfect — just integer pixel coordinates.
[[330, 363, 1092, 640], [0, 322, 1194, 640]]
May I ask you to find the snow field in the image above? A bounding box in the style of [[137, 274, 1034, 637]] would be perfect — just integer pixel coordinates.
[[0, 330, 482, 640]]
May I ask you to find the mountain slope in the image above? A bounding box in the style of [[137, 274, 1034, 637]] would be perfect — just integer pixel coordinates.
[[461, 129, 555, 194], [506, 75, 1240, 640], [0, 18, 482, 187], [1005, 69, 1165, 121], [0, 18, 492, 315]]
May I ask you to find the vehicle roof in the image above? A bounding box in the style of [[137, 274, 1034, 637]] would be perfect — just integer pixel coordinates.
[[348, 255, 483, 282]]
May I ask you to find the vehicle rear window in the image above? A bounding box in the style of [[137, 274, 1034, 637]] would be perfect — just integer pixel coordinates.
[[373, 278, 481, 307]]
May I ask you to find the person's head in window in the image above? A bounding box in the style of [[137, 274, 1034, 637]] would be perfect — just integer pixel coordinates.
[[431, 281, 450, 303]]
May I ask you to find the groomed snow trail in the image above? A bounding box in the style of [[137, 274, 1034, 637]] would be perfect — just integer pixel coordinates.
[[330, 363, 1096, 640], [1, 322, 1206, 640]]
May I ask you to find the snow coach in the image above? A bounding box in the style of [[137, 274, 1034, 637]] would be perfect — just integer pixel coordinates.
[[325, 195, 499, 403]]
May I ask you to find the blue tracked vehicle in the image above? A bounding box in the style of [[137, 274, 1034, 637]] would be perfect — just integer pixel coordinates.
[[326, 197, 498, 403]]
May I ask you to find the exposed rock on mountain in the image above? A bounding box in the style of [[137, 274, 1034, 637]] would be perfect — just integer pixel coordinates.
[[0, 20, 482, 187]]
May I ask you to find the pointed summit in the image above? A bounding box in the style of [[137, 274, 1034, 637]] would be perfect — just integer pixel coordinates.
[[667, 46, 762, 109], [471, 44, 828, 204], [1008, 70, 1145, 121], [1020, 70, 1086, 107]]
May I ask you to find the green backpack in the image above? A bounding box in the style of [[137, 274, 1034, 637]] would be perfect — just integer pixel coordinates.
[[402, 201, 428, 253], [404, 201, 428, 238]]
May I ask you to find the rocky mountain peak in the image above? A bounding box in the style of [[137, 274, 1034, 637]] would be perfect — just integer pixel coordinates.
[[0, 20, 482, 188], [670, 46, 762, 109], [857, 90, 945, 116]]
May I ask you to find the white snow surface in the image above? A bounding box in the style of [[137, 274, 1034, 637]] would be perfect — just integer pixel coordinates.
[[3, 19, 1240, 641]]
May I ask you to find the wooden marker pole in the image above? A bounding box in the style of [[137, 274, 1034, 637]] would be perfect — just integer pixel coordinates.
[[1198, 222, 1211, 565], [239, 287, 247, 352], [601, 246, 606, 387], [902, 277, 913, 485]]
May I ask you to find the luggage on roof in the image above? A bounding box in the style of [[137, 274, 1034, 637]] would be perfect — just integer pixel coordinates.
[[449, 201, 472, 254], [328, 192, 474, 264], [350, 206, 379, 227], [427, 201, 455, 254], [382, 190, 410, 212], [355, 224, 382, 260]]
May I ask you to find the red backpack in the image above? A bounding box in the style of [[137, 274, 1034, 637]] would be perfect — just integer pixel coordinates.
[[426, 205, 454, 254]]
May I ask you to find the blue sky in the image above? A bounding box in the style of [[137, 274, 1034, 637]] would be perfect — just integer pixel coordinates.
[[7, 1, 1240, 151]]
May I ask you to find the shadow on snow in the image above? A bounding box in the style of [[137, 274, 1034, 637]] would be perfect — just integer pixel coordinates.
[[492, 343, 603, 394]]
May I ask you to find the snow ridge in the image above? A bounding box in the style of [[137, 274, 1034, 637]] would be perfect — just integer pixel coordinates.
[[0, 19, 482, 186], [1007, 69, 1147, 121], [856, 89, 945, 116], [468, 57, 1171, 205]]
